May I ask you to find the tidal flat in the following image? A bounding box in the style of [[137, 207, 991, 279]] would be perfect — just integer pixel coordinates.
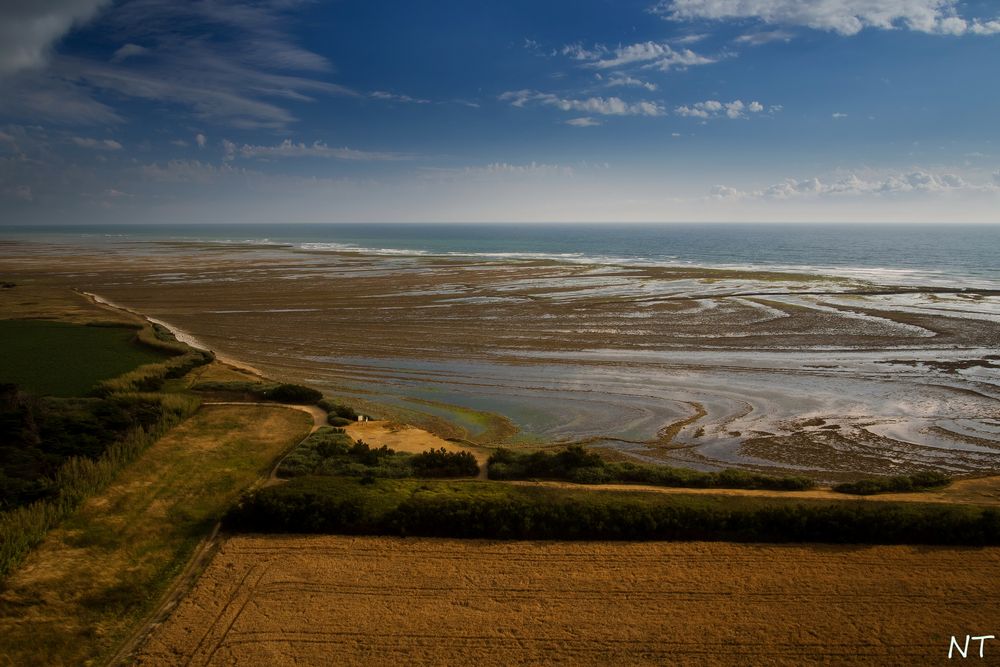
[[3, 237, 999, 480]]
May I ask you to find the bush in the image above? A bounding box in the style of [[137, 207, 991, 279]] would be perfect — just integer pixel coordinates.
[[224, 476, 1000, 546], [318, 399, 358, 420], [410, 448, 480, 478], [487, 446, 815, 491], [277, 432, 479, 480], [263, 384, 323, 405], [833, 471, 951, 495]]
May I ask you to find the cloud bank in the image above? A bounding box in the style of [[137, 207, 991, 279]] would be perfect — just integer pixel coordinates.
[[655, 0, 1000, 36]]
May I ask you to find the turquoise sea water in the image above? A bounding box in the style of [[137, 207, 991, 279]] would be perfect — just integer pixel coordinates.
[[3, 222, 999, 288]]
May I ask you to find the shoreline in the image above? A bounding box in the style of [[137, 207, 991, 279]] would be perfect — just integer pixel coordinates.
[[79, 290, 267, 378], [9, 245, 992, 478]]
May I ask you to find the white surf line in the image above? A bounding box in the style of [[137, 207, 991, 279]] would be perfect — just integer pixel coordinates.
[[80, 290, 265, 377]]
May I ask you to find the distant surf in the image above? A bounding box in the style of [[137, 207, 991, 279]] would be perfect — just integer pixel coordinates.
[[3, 222, 999, 289]]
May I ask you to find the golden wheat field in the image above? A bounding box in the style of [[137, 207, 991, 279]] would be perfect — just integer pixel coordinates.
[[135, 535, 1000, 666]]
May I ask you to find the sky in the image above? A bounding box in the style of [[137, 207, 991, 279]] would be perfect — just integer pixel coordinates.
[[1, 0, 999, 224]]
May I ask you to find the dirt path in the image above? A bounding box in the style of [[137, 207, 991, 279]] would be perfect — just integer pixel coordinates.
[[107, 402, 317, 667], [202, 401, 327, 432]]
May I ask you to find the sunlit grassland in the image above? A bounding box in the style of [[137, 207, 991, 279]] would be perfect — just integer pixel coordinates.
[[0, 404, 312, 667]]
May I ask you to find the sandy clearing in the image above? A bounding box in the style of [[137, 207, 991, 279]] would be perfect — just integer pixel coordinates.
[[136, 535, 1000, 666], [345, 420, 491, 478]]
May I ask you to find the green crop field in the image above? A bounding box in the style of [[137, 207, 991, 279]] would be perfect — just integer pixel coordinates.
[[0, 319, 169, 396]]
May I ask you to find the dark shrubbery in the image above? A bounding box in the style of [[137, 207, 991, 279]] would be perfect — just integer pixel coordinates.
[[833, 471, 951, 495], [191, 381, 322, 405], [410, 448, 480, 478], [264, 384, 323, 404], [225, 476, 1000, 546], [0, 384, 169, 508], [488, 446, 815, 491], [1, 389, 198, 577], [317, 398, 359, 422]]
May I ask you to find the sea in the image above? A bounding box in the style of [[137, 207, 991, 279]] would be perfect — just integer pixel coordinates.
[[2, 222, 999, 289]]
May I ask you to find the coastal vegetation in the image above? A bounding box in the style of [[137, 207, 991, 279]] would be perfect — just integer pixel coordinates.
[[0, 317, 215, 578], [318, 397, 360, 425], [224, 475, 1000, 545], [0, 403, 312, 666], [833, 471, 951, 495], [191, 380, 323, 404], [487, 446, 816, 491], [278, 427, 479, 478], [0, 319, 170, 396]]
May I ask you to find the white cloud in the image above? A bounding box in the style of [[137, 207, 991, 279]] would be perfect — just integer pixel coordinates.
[[561, 43, 607, 60], [195, 133, 207, 148], [477, 162, 575, 176], [604, 72, 658, 91], [566, 117, 601, 127], [370, 90, 430, 104], [0, 0, 111, 75], [710, 170, 999, 200], [673, 33, 709, 44], [655, 0, 1000, 37], [224, 139, 410, 161], [590, 41, 716, 70], [111, 43, 148, 63], [675, 99, 769, 119], [422, 161, 578, 181], [734, 30, 794, 45], [72, 136, 122, 150], [0, 1, 356, 129], [500, 90, 665, 116], [832, 112, 848, 118], [139, 159, 234, 184]]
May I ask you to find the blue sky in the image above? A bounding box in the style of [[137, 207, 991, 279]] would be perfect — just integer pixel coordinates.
[[1, 0, 999, 223]]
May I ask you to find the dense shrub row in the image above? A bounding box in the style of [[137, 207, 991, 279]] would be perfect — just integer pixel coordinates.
[[95, 349, 214, 395], [833, 471, 951, 495], [224, 477, 1000, 545], [191, 381, 322, 405], [277, 428, 479, 479], [317, 398, 359, 425], [0, 385, 168, 507], [487, 446, 815, 491], [411, 448, 479, 478]]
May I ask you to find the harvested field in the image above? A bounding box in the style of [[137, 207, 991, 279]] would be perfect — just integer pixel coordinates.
[[137, 535, 1000, 666]]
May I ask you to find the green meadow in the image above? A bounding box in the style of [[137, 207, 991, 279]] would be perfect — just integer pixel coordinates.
[[0, 319, 169, 396]]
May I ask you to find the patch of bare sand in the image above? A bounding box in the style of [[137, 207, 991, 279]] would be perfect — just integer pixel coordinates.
[[136, 535, 1000, 666], [346, 420, 491, 477]]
